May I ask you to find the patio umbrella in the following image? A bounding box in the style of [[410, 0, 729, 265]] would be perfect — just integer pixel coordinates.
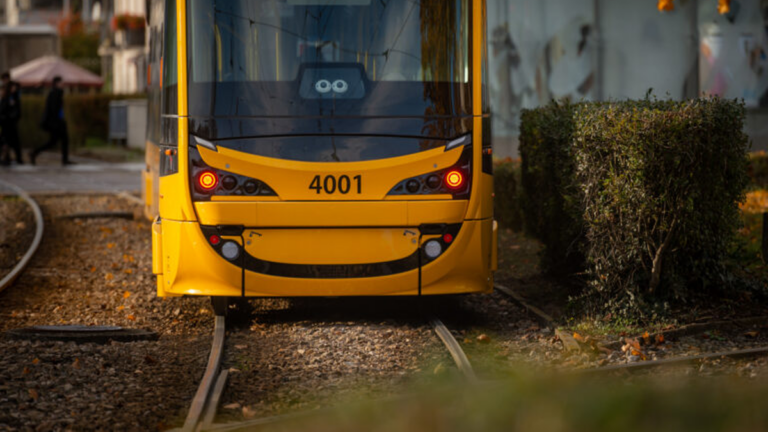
[[10, 55, 104, 88]]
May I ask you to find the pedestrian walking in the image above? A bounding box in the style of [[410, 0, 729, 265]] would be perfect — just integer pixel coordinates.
[[0, 72, 23, 165], [30, 76, 71, 166]]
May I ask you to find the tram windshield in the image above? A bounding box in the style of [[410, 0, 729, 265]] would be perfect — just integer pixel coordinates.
[[187, 0, 473, 119]]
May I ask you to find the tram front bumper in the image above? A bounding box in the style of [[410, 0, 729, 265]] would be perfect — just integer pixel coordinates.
[[154, 218, 494, 297]]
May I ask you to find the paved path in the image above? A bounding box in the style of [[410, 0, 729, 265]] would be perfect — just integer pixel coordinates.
[[0, 156, 142, 194]]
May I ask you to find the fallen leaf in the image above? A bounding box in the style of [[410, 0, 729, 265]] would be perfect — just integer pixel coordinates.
[[123, 291, 131, 299], [28, 389, 39, 401], [477, 334, 491, 343], [22, 367, 30, 375], [656, 334, 665, 344], [745, 331, 759, 338], [72, 358, 81, 370], [124, 269, 133, 274], [127, 315, 136, 321], [99, 227, 113, 234], [242, 406, 257, 419], [624, 338, 642, 352], [223, 403, 241, 410], [90, 267, 96, 273], [573, 332, 586, 343], [234, 345, 247, 350], [642, 332, 651, 345], [105, 273, 114, 281], [123, 254, 135, 262], [32, 358, 40, 365], [107, 243, 116, 249], [117, 305, 125, 311]]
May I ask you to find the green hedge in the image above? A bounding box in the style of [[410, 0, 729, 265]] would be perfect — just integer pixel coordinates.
[[520, 98, 750, 314], [748, 152, 768, 190], [17, 93, 146, 149], [493, 159, 523, 232], [519, 101, 584, 275]]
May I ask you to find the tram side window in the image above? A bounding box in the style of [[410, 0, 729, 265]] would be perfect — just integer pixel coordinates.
[[163, 0, 178, 115]]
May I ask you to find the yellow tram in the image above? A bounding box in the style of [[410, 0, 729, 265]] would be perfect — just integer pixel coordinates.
[[143, 0, 497, 310]]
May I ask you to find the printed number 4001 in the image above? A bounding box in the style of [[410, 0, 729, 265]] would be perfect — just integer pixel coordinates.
[[309, 175, 362, 194]]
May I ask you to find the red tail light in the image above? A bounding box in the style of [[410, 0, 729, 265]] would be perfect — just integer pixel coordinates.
[[444, 170, 465, 189], [197, 170, 219, 191]]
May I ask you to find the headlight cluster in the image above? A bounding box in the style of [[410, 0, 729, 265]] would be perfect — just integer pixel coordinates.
[[387, 144, 472, 199], [189, 145, 277, 201]]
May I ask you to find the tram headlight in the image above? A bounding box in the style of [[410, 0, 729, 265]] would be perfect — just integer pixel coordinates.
[[424, 240, 443, 259], [221, 241, 241, 261]]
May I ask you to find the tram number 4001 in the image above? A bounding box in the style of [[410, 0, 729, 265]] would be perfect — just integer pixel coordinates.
[[309, 174, 362, 195]]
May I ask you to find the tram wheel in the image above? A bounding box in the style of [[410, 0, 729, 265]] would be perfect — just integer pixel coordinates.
[[210, 296, 230, 316]]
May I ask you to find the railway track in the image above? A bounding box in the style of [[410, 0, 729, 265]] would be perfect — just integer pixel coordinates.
[[181, 315, 227, 432], [0, 179, 44, 294], [178, 303, 479, 431]]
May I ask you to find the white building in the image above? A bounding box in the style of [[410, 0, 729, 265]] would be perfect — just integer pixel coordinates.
[[0, 0, 60, 73], [98, 0, 146, 94]]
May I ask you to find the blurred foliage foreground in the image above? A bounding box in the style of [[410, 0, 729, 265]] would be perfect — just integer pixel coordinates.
[[259, 372, 768, 432]]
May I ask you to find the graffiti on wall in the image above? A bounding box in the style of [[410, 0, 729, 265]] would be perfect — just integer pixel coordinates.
[[699, 0, 768, 107], [489, 13, 595, 137]]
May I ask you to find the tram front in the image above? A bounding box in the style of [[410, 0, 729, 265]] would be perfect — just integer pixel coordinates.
[[152, 0, 497, 299]]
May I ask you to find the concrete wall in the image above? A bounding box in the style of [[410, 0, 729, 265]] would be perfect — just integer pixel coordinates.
[[488, 0, 768, 158]]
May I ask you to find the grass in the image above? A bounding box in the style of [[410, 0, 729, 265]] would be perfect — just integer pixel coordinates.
[[256, 369, 768, 432]]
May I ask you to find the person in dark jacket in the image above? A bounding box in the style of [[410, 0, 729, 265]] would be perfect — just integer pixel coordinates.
[[30, 76, 71, 166], [0, 72, 23, 165]]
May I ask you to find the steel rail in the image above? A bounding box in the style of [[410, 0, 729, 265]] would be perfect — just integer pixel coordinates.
[[431, 318, 478, 384], [582, 345, 768, 375], [182, 315, 227, 432], [494, 284, 554, 328], [116, 190, 144, 206], [0, 179, 44, 293]]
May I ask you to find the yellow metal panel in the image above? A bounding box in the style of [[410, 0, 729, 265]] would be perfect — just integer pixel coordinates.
[[195, 201, 406, 226], [152, 217, 163, 275], [176, 0, 187, 117], [159, 217, 181, 289], [194, 200, 467, 227], [421, 219, 493, 295], [198, 145, 463, 201], [406, 201, 467, 225], [176, 118, 196, 220], [243, 228, 417, 265], [159, 173, 193, 220], [159, 220, 243, 297]]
